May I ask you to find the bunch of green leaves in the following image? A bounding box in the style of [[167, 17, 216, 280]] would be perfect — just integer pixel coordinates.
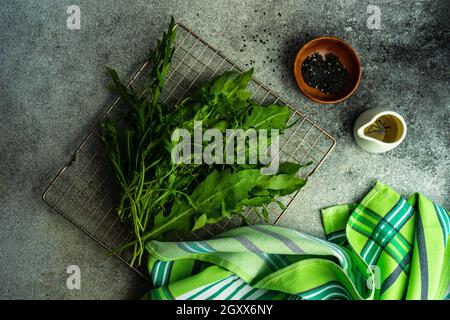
[[101, 17, 309, 265]]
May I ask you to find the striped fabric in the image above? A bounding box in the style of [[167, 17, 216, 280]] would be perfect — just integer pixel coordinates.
[[144, 182, 449, 300]]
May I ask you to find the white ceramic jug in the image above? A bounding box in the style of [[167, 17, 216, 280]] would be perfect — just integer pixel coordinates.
[[353, 108, 407, 153]]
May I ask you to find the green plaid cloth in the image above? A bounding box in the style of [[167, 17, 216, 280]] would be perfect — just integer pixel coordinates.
[[143, 182, 449, 300]]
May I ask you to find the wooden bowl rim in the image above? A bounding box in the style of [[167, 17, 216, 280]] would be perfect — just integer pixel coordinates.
[[293, 36, 362, 104]]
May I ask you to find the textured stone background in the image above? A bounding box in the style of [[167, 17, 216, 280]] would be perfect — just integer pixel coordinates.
[[0, 0, 448, 299]]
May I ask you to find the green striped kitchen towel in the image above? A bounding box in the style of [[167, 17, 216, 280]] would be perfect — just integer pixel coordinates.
[[143, 182, 449, 300]]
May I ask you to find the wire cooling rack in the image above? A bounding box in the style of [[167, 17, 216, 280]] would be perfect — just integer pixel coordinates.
[[42, 23, 336, 276]]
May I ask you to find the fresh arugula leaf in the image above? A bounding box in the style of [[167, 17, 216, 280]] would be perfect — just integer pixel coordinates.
[[255, 174, 306, 195], [278, 161, 313, 175], [243, 104, 291, 130], [153, 169, 261, 236]]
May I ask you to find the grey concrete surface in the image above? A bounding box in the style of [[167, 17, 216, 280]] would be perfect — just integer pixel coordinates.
[[0, 0, 448, 299]]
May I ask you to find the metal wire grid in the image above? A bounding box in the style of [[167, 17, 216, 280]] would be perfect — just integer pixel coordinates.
[[42, 23, 336, 276]]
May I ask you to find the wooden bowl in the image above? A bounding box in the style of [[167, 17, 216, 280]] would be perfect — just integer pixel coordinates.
[[294, 36, 361, 104]]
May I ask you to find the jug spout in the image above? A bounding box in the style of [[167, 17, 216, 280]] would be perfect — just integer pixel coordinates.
[[356, 126, 371, 140], [356, 123, 386, 147]]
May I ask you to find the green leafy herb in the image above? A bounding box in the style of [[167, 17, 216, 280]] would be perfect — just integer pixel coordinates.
[[101, 17, 310, 265]]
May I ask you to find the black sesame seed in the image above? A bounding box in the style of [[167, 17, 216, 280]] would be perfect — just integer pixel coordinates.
[[301, 52, 349, 95]]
